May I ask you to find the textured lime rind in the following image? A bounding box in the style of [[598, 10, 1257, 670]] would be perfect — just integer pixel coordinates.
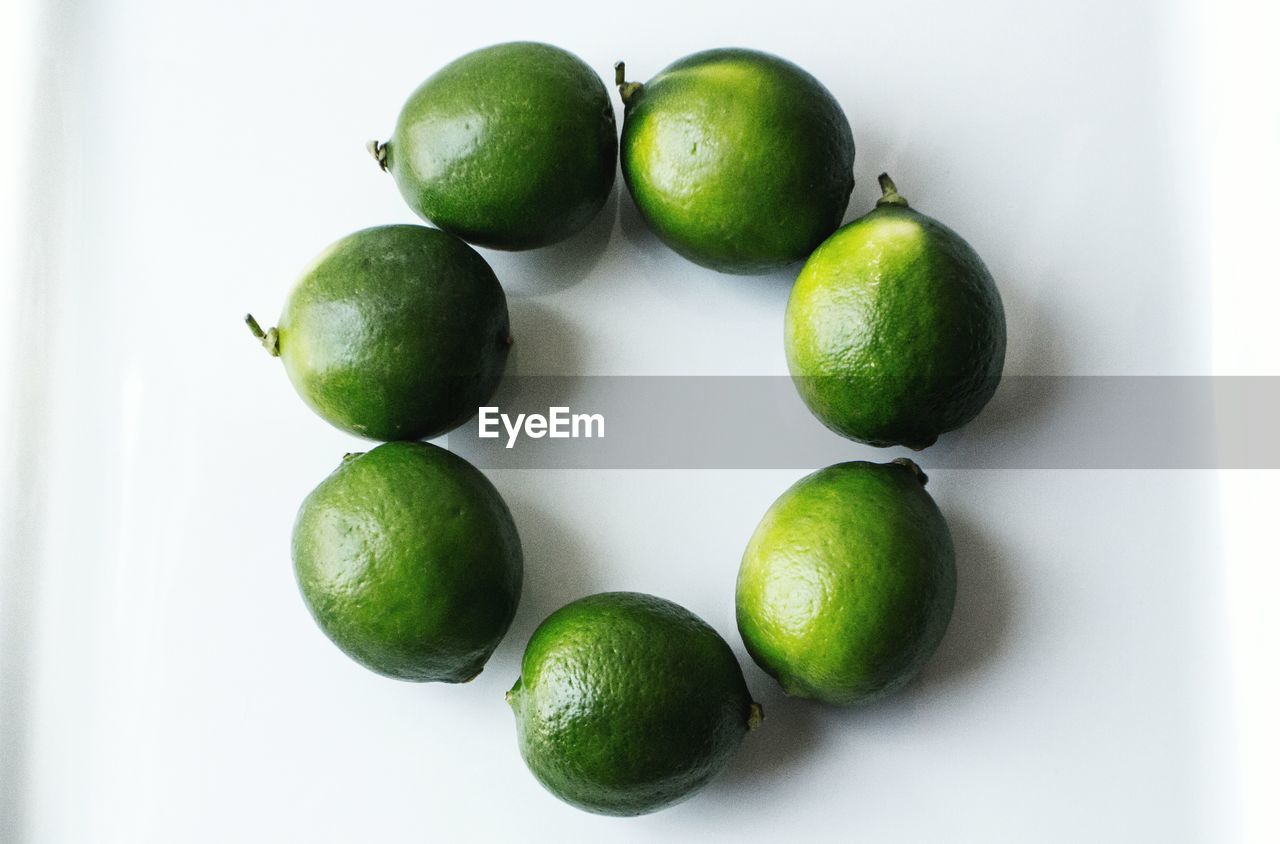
[[508, 592, 757, 816], [620, 48, 854, 274], [385, 41, 618, 250], [736, 461, 955, 705], [277, 224, 510, 441], [785, 200, 1006, 448], [292, 442, 523, 682]]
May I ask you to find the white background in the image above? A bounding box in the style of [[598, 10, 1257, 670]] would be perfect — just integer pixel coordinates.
[[1, 0, 1277, 841]]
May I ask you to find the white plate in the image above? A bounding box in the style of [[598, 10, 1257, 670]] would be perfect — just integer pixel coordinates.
[[1, 0, 1272, 841]]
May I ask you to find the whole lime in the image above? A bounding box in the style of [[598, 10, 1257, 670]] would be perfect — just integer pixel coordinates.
[[785, 174, 1006, 449], [508, 592, 761, 816], [292, 442, 522, 682], [372, 42, 617, 250], [616, 48, 853, 274], [246, 224, 511, 441], [736, 459, 955, 705]]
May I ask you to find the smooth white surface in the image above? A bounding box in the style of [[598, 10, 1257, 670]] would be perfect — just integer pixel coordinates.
[[1209, 1, 1280, 841], [1, 0, 1271, 841]]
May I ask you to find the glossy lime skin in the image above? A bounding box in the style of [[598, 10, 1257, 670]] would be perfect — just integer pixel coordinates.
[[737, 461, 955, 705], [508, 592, 758, 816], [785, 201, 1006, 449], [620, 48, 854, 274], [384, 42, 617, 250], [292, 442, 523, 682], [277, 225, 510, 441]]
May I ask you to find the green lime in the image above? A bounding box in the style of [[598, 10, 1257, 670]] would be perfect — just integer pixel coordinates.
[[246, 224, 511, 441], [736, 459, 955, 706], [507, 592, 761, 816], [372, 42, 617, 250], [292, 441, 522, 682], [785, 174, 1006, 449], [616, 48, 854, 274]]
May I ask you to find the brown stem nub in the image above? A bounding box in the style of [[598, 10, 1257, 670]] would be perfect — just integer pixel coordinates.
[[244, 313, 280, 357], [614, 61, 643, 106], [876, 173, 909, 208], [891, 457, 928, 486], [367, 139, 389, 172]]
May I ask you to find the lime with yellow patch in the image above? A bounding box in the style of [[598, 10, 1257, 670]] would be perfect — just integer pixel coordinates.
[[736, 459, 955, 706], [617, 48, 854, 274], [785, 174, 1006, 448], [292, 441, 523, 682]]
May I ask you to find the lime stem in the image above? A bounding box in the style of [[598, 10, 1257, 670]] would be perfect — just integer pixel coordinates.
[[747, 702, 764, 730], [244, 313, 265, 339], [891, 457, 928, 486], [244, 313, 280, 357], [614, 61, 643, 106], [877, 173, 909, 207], [367, 139, 389, 172]]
